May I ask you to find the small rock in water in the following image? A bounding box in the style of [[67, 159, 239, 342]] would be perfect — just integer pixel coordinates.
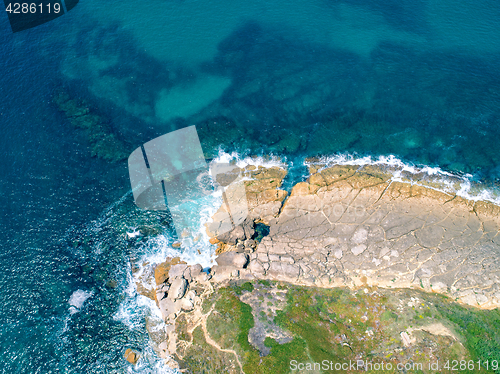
[[124, 348, 140, 365], [171, 241, 182, 248], [105, 279, 118, 289]]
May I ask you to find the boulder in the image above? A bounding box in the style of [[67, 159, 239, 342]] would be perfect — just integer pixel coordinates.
[[210, 265, 240, 282], [158, 341, 169, 358], [242, 217, 256, 239], [195, 271, 210, 282], [244, 239, 257, 249], [181, 290, 196, 311], [248, 259, 266, 274], [217, 224, 246, 245], [165, 356, 181, 370], [188, 264, 203, 279], [216, 252, 249, 269], [168, 278, 188, 300], [169, 264, 188, 279], [154, 257, 185, 286], [182, 267, 193, 283], [158, 283, 170, 293], [156, 289, 166, 302], [124, 348, 140, 365], [158, 297, 175, 320], [158, 297, 182, 321]]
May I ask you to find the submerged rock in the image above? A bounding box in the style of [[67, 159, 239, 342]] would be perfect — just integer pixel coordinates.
[[52, 90, 129, 162]]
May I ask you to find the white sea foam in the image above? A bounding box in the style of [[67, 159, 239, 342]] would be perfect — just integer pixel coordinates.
[[113, 263, 179, 374], [127, 229, 141, 239], [135, 206, 219, 269], [68, 289, 93, 315], [305, 153, 500, 205], [125, 341, 180, 374], [211, 149, 286, 170], [113, 265, 163, 324]]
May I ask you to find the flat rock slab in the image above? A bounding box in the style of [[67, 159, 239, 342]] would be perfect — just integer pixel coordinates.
[[218, 164, 500, 309]]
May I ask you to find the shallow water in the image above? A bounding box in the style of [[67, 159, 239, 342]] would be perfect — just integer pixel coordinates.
[[1, 0, 500, 371]]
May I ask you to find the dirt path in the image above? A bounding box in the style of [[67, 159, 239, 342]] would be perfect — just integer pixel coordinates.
[[179, 290, 244, 374], [199, 304, 244, 374]]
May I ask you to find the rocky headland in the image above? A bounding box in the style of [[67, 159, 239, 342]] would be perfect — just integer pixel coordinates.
[[132, 162, 500, 370], [207, 161, 500, 309]]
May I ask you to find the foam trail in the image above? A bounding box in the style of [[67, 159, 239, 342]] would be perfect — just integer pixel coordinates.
[[113, 266, 179, 374], [68, 289, 93, 315], [212, 149, 286, 169]]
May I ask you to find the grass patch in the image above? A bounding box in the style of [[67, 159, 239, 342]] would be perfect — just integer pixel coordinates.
[[432, 299, 500, 371], [232, 281, 254, 295], [258, 279, 272, 287], [190, 283, 500, 373], [206, 286, 308, 374], [181, 326, 239, 373]]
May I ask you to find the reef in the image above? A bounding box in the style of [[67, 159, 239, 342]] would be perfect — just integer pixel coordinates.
[[52, 90, 129, 162]]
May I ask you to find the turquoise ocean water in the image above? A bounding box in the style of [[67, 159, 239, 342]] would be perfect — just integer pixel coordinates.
[[1, 0, 500, 372]]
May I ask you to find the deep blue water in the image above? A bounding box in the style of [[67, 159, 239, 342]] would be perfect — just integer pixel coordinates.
[[1, 0, 500, 372]]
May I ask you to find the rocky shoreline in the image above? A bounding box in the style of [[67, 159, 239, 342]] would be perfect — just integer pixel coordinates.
[[133, 162, 500, 369]]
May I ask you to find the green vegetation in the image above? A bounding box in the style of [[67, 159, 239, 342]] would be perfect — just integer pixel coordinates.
[[182, 326, 238, 373], [206, 287, 308, 373], [180, 283, 500, 373], [274, 287, 379, 366], [436, 301, 500, 366], [176, 314, 190, 342], [258, 279, 272, 287], [232, 281, 254, 295]]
